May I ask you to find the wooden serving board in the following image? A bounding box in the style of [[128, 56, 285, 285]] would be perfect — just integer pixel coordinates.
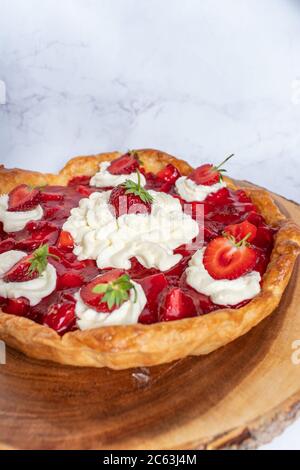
[[0, 187, 300, 450]]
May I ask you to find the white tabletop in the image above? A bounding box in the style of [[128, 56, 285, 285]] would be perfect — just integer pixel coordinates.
[[0, 0, 299, 449]]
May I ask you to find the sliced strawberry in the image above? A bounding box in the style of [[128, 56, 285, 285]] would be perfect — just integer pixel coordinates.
[[0, 238, 15, 254], [3, 297, 30, 316], [3, 244, 59, 283], [203, 235, 257, 280], [188, 154, 234, 186], [109, 172, 153, 217], [57, 230, 74, 251], [224, 220, 257, 243], [68, 175, 91, 186], [108, 151, 139, 175], [157, 164, 181, 184], [80, 269, 135, 313], [56, 271, 84, 290], [159, 287, 197, 322], [16, 221, 59, 251], [43, 302, 76, 335], [7, 184, 40, 212]]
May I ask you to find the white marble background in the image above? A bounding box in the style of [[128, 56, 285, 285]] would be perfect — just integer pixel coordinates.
[[1, 0, 300, 449]]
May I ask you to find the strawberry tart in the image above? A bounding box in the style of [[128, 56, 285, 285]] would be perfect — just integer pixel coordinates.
[[0, 149, 299, 369]]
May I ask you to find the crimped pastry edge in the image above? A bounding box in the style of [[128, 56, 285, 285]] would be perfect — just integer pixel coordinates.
[[0, 149, 299, 369]]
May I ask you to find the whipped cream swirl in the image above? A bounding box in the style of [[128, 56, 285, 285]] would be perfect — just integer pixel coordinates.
[[63, 190, 199, 271], [90, 161, 146, 188], [186, 249, 261, 305], [175, 176, 226, 202], [0, 194, 43, 232], [0, 250, 57, 306], [75, 281, 146, 329]]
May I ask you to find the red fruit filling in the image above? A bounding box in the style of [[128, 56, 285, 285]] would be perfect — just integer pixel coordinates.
[[43, 302, 76, 335], [0, 161, 275, 332], [159, 287, 197, 322]]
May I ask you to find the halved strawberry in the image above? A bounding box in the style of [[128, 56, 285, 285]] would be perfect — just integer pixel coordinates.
[[109, 171, 153, 217], [159, 287, 197, 322], [57, 230, 74, 251], [203, 235, 257, 280], [157, 164, 181, 184], [108, 151, 140, 175], [39, 187, 64, 202], [7, 184, 40, 212], [43, 302, 76, 335], [80, 269, 136, 313], [3, 244, 59, 283], [246, 211, 265, 227], [68, 175, 91, 186], [223, 220, 257, 243], [188, 154, 234, 186], [56, 271, 84, 290]]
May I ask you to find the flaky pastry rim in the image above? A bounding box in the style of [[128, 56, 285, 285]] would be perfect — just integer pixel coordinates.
[[0, 149, 300, 369]]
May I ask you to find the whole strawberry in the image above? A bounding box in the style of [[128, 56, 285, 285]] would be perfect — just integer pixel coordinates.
[[109, 170, 154, 217]]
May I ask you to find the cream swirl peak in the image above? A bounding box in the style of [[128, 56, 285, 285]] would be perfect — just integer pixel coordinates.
[[63, 190, 199, 271], [175, 176, 226, 202]]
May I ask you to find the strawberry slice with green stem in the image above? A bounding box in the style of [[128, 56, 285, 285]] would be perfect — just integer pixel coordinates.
[[80, 270, 137, 312], [223, 220, 257, 243], [188, 154, 234, 186], [108, 151, 140, 175], [7, 184, 41, 212], [109, 170, 154, 217], [203, 232, 257, 280], [3, 243, 60, 283]]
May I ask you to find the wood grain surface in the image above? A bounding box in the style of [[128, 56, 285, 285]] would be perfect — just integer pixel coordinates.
[[0, 188, 300, 450]]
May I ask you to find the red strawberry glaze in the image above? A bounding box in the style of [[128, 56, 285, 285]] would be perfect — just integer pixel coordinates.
[[0, 172, 276, 332]]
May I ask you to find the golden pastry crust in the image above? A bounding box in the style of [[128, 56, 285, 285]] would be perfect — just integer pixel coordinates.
[[0, 149, 300, 369]]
